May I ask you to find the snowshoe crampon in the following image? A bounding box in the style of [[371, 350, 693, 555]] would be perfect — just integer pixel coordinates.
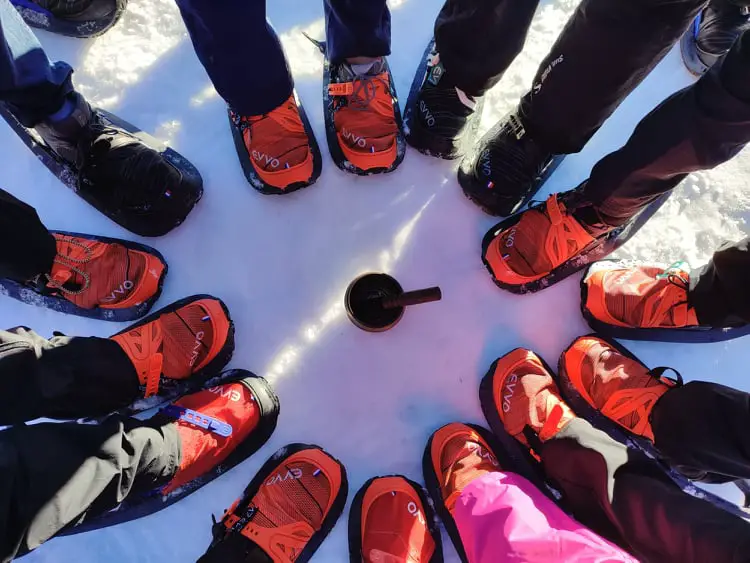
[[0, 104, 203, 237]]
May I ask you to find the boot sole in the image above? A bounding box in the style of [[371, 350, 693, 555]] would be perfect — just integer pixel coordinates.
[[0, 230, 167, 322]]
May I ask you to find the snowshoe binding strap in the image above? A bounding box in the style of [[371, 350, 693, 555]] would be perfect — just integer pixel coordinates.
[[161, 405, 233, 437]]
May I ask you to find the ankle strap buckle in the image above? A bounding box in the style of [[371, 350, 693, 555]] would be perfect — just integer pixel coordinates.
[[161, 405, 233, 437], [507, 114, 526, 140]]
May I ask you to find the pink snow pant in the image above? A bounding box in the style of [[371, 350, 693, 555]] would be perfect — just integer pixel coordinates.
[[454, 471, 639, 563]]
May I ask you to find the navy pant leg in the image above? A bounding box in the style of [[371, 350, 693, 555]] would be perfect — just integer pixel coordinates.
[[175, 0, 293, 115]]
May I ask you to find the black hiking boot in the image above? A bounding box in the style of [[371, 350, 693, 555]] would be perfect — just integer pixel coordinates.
[[405, 48, 483, 160], [458, 109, 563, 217], [681, 0, 750, 75], [34, 92, 194, 236]]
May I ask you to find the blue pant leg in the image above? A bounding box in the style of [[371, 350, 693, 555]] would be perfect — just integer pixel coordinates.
[[0, 0, 73, 126], [175, 0, 293, 115], [324, 0, 391, 63]]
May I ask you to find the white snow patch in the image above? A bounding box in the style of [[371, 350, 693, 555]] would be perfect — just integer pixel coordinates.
[[3, 0, 748, 561]]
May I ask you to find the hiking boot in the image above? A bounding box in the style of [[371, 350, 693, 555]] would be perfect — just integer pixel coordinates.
[[458, 110, 560, 216], [559, 335, 682, 441], [406, 48, 482, 160], [29, 232, 165, 312], [327, 57, 402, 174], [583, 261, 699, 329], [112, 296, 234, 399], [34, 92, 191, 236], [484, 348, 575, 448], [200, 444, 347, 562], [483, 193, 605, 288], [230, 93, 317, 193], [681, 0, 750, 75], [351, 476, 440, 563]]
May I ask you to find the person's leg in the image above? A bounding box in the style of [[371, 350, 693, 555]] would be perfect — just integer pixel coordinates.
[[324, 0, 390, 64], [559, 335, 750, 481], [0, 417, 180, 560], [688, 237, 750, 325], [521, 0, 706, 154], [576, 30, 750, 232], [479, 31, 750, 290], [323, 0, 402, 174], [406, 0, 541, 160], [433, 0, 540, 97], [0, 189, 55, 283], [0, 0, 74, 126], [0, 296, 234, 424], [650, 381, 750, 479], [174, 0, 292, 116], [458, 0, 707, 216], [453, 470, 635, 562], [0, 327, 138, 425], [542, 418, 750, 563]]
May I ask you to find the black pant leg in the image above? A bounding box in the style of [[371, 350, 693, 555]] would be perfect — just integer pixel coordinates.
[[0, 328, 139, 425], [433, 0, 540, 97], [651, 381, 750, 479], [0, 418, 180, 560], [0, 189, 55, 283], [689, 237, 750, 326], [579, 30, 750, 227], [520, 0, 706, 154], [542, 418, 750, 563]]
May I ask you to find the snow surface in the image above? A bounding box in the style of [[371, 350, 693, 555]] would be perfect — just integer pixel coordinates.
[[3, 0, 750, 560]]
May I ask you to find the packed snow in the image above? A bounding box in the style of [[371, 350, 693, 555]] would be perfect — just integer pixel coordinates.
[[3, 0, 749, 560]]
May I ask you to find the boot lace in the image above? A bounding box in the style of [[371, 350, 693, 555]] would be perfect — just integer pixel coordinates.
[[45, 237, 93, 296]]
